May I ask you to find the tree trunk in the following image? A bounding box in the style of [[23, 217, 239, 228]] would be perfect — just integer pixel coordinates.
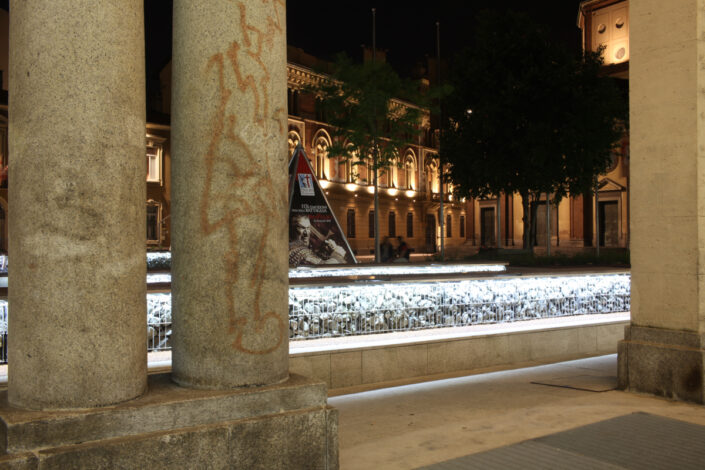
[[529, 199, 538, 248], [521, 191, 531, 249], [373, 153, 380, 263]]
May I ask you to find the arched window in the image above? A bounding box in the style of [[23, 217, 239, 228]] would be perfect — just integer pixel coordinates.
[[312, 130, 331, 179], [356, 157, 369, 185], [426, 159, 439, 194], [287, 130, 302, 158], [404, 151, 416, 190], [332, 157, 352, 183]]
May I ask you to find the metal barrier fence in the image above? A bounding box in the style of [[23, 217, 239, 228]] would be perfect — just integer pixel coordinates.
[[0, 273, 630, 363], [288, 274, 630, 339], [147, 293, 172, 351]]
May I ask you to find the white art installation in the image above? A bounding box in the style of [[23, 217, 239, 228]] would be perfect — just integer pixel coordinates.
[[0, 260, 630, 358]]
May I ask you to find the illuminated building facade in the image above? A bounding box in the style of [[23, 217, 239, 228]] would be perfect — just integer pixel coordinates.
[[284, 47, 469, 257], [0, 4, 628, 256]]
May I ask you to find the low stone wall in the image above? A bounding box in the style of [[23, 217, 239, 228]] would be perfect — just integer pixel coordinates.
[[289, 314, 628, 394]]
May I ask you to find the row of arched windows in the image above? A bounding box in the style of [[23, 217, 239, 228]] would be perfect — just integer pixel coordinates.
[[287, 128, 420, 190]]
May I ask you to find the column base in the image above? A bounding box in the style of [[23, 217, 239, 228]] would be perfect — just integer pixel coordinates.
[[0, 373, 338, 469], [618, 325, 705, 403]]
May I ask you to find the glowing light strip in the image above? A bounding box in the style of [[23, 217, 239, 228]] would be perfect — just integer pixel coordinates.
[[289, 264, 507, 278], [148, 252, 509, 280], [147, 273, 171, 283]]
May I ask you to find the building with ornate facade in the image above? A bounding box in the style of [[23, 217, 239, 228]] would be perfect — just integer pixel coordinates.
[[0, 4, 629, 256], [139, 45, 471, 257], [284, 47, 469, 257]]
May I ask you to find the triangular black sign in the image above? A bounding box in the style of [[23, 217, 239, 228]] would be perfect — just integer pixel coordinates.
[[288, 145, 357, 267]]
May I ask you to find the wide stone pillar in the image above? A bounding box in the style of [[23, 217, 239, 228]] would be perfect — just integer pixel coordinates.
[[171, 0, 289, 388], [618, 0, 705, 402], [7, 0, 147, 409]]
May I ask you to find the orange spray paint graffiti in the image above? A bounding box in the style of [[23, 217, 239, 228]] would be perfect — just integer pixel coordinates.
[[200, 1, 286, 355]]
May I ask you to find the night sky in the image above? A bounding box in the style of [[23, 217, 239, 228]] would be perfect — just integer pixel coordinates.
[[145, 0, 585, 81], [286, 0, 585, 76], [1, 1, 587, 83]]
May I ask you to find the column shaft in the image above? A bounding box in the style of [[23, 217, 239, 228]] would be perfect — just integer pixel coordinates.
[[8, 0, 147, 409], [619, 0, 705, 402], [171, 0, 289, 388]]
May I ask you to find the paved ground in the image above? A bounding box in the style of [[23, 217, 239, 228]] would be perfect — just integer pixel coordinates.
[[330, 354, 705, 469]]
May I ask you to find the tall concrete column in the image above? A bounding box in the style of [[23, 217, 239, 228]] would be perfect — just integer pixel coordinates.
[[171, 0, 289, 388], [619, 0, 705, 402], [8, 0, 147, 409]]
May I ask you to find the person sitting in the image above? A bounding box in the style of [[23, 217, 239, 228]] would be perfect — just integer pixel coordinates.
[[395, 236, 410, 262], [381, 237, 394, 262]]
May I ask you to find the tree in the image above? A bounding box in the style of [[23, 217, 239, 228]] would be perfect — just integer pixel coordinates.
[[441, 10, 627, 249], [309, 54, 428, 262]]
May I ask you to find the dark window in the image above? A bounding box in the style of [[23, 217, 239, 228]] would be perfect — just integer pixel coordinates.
[[147, 203, 160, 243], [446, 214, 452, 238], [287, 88, 300, 116], [347, 209, 356, 238], [368, 210, 375, 238], [460, 215, 466, 238], [389, 211, 396, 237], [406, 212, 414, 238], [315, 98, 326, 122]]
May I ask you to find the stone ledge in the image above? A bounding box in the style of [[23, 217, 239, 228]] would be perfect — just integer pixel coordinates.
[[0, 373, 326, 454], [625, 325, 705, 349], [0, 405, 338, 469]]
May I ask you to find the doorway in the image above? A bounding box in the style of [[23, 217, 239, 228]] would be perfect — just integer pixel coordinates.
[[533, 201, 558, 247], [599, 201, 619, 247], [480, 207, 495, 247]]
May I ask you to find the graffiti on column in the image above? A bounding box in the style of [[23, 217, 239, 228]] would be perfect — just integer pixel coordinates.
[[200, 0, 286, 355]]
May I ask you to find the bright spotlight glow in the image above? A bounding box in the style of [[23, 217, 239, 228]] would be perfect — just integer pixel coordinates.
[[319, 180, 330, 189], [345, 183, 357, 192]]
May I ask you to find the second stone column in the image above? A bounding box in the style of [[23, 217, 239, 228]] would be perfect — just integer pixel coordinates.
[[171, 0, 289, 388]]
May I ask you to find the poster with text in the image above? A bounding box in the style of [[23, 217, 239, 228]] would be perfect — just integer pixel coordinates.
[[288, 145, 356, 268]]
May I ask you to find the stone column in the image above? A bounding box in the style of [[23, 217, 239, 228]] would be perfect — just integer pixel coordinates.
[[618, 0, 705, 402], [8, 0, 147, 409], [171, 0, 289, 388]]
